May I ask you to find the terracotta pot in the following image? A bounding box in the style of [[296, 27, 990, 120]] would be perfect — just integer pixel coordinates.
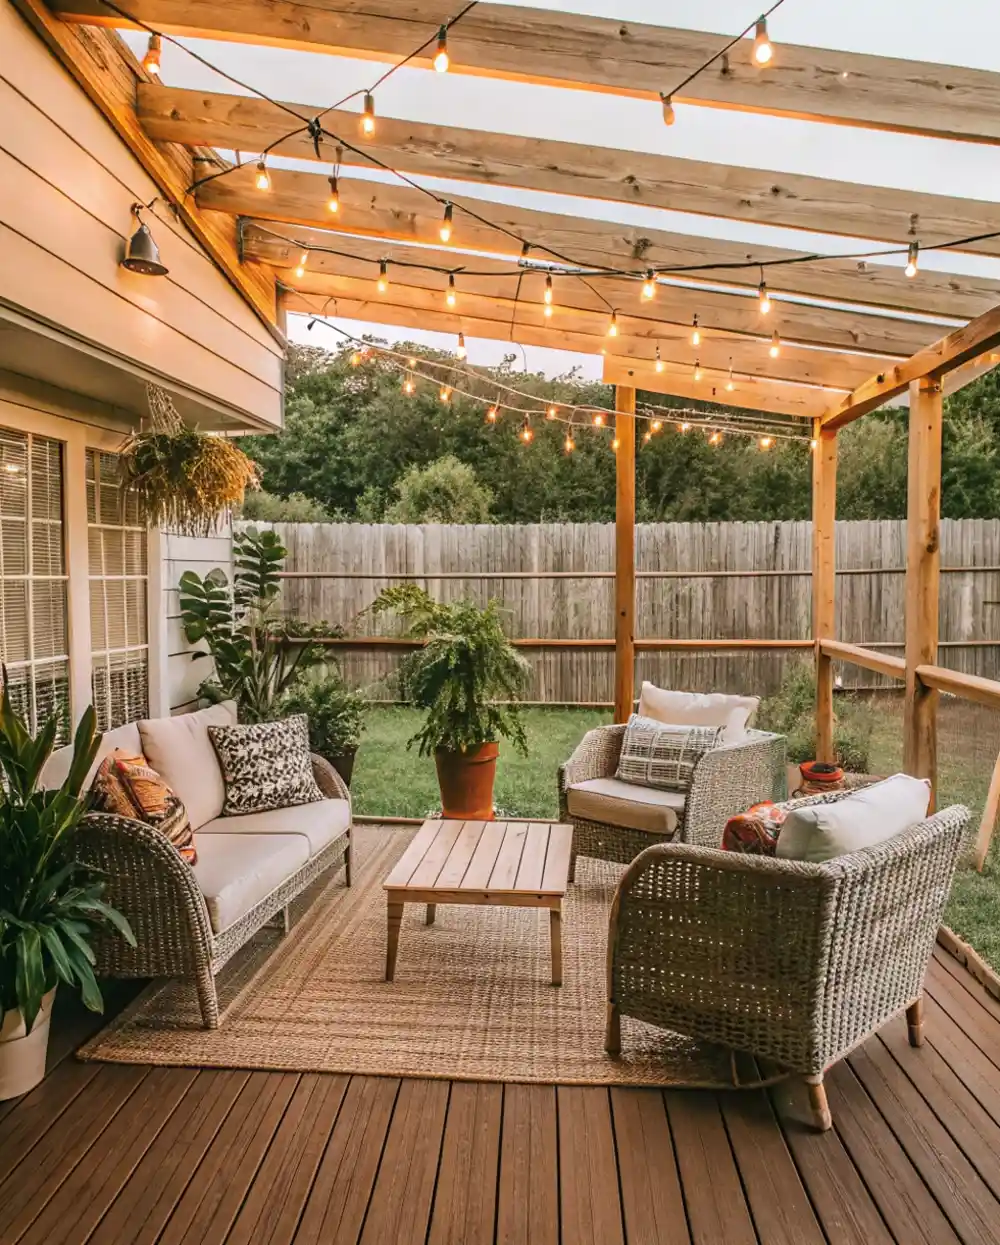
[[0, 987, 56, 1101], [799, 760, 845, 788], [435, 743, 499, 819], [329, 746, 357, 789]]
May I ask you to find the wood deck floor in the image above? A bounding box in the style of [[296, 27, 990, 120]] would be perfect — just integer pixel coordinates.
[[3, 946, 1000, 1244]]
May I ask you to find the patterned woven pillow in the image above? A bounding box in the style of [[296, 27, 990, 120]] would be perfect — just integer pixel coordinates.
[[208, 715, 323, 817], [91, 750, 142, 820], [722, 802, 787, 856], [90, 750, 197, 865], [616, 715, 722, 792]]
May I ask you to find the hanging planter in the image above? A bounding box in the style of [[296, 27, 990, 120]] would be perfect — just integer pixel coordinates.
[[120, 385, 260, 535]]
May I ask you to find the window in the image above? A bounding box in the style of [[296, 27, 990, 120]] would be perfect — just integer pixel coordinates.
[[0, 429, 69, 737], [88, 450, 149, 730]]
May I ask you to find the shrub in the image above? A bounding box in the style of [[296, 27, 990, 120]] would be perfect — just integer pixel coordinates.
[[281, 675, 367, 759], [759, 659, 874, 771]]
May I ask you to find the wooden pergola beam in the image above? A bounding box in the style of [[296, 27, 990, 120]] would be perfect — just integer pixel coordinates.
[[614, 385, 636, 724], [55, 1, 1000, 145], [141, 85, 1000, 258], [812, 424, 838, 763], [601, 358, 829, 420], [824, 303, 1000, 429]]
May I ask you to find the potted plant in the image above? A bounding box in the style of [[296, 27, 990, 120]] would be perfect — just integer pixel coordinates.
[[281, 674, 367, 786], [0, 682, 135, 1100], [369, 585, 529, 818]]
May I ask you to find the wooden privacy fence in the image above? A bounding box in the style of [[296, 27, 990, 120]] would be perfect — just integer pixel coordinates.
[[247, 519, 1000, 704]]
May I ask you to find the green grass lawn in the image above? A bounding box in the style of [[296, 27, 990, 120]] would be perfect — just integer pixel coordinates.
[[353, 698, 1000, 970]]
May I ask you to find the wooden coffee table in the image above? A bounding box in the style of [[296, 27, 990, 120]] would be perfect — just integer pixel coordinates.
[[383, 819, 573, 985]]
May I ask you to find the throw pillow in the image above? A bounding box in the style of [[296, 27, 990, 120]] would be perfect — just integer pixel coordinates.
[[723, 801, 787, 855], [616, 715, 722, 792], [776, 772, 932, 864], [90, 750, 198, 865], [636, 683, 759, 743], [208, 715, 323, 816], [90, 750, 144, 820], [138, 701, 237, 831]]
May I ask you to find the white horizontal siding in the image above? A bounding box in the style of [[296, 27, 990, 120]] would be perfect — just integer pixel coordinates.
[[161, 526, 232, 714]]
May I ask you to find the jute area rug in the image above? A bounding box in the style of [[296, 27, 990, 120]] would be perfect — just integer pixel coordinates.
[[80, 826, 775, 1088]]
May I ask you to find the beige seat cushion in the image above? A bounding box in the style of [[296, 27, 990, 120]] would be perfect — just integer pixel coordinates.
[[42, 720, 143, 791], [193, 832, 310, 934], [566, 777, 685, 837], [637, 683, 759, 743], [199, 799, 350, 857], [138, 702, 237, 830]]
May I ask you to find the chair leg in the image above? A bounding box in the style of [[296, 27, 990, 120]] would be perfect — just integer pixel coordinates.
[[344, 830, 354, 887], [906, 996, 925, 1047], [804, 1073, 832, 1132], [568, 850, 577, 884], [196, 966, 220, 1030], [605, 1002, 621, 1055]]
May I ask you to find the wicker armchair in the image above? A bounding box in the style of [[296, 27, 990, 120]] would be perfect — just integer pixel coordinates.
[[558, 724, 786, 878], [77, 755, 352, 1029], [605, 793, 969, 1129]]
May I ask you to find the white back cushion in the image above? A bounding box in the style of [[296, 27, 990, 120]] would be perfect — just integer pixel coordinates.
[[138, 701, 237, 830], [776, 773, 932, 864], [637, 683, 759, 743], [41, 720, 142, 792]]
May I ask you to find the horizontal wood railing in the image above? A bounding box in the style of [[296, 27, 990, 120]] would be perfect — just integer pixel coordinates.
[[818, 639, 907, 680], [915, 664, 1000, 711]]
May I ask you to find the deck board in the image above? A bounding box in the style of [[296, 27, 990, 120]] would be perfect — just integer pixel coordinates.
[[2, 951, 1000, 1244]]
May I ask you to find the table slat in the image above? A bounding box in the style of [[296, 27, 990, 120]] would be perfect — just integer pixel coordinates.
[[460, 823, 508, 890], [541, 826, 574, 894], [407, 821, 467, 888], [384, 820, 444, 889], [436, 821, 487, 889], [489, 823, 530, 890], [515, 824, 551, 891]]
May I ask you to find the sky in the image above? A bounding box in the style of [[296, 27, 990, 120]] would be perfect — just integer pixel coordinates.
[[122, 1, 1000, 381]]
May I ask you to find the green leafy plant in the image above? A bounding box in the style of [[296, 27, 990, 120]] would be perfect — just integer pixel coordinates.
[[180, 526, 335, 723], [0, 681, 135, 1033], [281, 674, 367, 759], [759, 659, 874, 770], [368, 584, 529, 756]]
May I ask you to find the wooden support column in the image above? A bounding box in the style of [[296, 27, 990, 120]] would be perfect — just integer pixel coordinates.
[[614, 385, 636, 724], [904, 376, 944, 798], [812, 420, 838, 763]]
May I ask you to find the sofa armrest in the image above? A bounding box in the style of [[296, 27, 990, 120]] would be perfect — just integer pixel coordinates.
[[311, 753, 352, 807], [76, 812, 215, 978], [558, 724, 627, 815], [681, 730, 787, 847]]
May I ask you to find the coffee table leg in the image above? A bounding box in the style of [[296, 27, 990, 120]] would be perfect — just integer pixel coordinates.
[[386, 901, 404, 981], [550, 905, 563, 986], [426, 903, 436, 925]]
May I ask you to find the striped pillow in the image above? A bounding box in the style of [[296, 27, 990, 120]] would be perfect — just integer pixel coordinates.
[[616, 715, 722, 792], [89, 749, 197, 865]]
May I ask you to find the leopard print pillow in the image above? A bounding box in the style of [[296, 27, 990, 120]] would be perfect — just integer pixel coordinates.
[[208, 715, 323, 817]]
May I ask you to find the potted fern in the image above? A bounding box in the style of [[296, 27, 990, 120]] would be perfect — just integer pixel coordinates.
[[281, 674, 367, 786], [0, 683, 135, 1099], [369, 586, 529, 818]]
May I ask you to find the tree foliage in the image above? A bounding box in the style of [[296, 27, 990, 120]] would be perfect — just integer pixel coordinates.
[[382, 454, 493, 523]]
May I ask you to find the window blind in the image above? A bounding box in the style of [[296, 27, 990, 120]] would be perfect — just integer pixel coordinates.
[[88, 450, 149, 731], [0, 429, 69, 738]]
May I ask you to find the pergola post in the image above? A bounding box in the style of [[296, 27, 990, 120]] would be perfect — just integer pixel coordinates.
[[614, 385, 636, 724], [812, 420, 838, 763], [903, 376, 943, 799]]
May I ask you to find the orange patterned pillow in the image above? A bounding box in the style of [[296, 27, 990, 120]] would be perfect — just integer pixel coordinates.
[[91, 751, 144, 820], [90, 749, 197, 865]]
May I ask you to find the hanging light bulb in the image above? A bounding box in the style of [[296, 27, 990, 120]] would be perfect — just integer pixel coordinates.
[[611, 436, 621, 452], [141, 33, 162, 77], [520, 422, 534, 444], [546, 405, 558, 420], [753, 16, 773, 65], [446, 274, 457, 308], [564, 433, 575, 453], [350, 350, 361, 367], [769, 329, 781, 358], [726, 361, 736, 392], [255, 159, 271, 192], [651, 419, 663, 432], [607, 310, 619, 337], [294, 250, 308, 279], [544, 275, 554, 305], [361, 92, 376, 136], [680, 421, 691, 432], [643, 430, 653, 444], [660, 93, 676, 126], [377, 259, 389, 294], [433, 24, 450, 72], [691, 314, 701, 347], [327, 175, 340, 213], [809, 438, 818, 451], [456, 332, 466, 359], [408, 356, 417, 367], [693, 360, 702, 382], [709, 431, 722, 446], [439, 385, 452, 403], [486, 405, 498, 422], [642, 270, 656, 300], [403, 374, 415, 395], [905, 241, 920, 279], [593, 412, 605, 427], [655, 345, 664, 374], [758, 278, 771, 315], [759, 436, 774, 450], [439, 202, 453, 244]]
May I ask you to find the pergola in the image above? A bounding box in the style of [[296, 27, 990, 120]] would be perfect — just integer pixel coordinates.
[[17, 0, 1000, 861]]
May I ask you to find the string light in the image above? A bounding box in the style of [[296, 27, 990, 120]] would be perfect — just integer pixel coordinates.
[[439, 384, 452, 403], [651, 419, 663, 432], [141, 33, 161, 76], [408, 356, 417, 367], [593, 412, 605, 427], [660, 93, 676, 126], [456, 332, 466, 359], [643, 430, 653, 444], [376, 259, 390, 294], [433, 25, 450, 73], [691, 314, 701, 347], [361, 92, 376, 136], [607, 310, 619, 337], [546, 405, 558, 420], [294, 250, 308, 279], [753, 16, 773, 65], [520, 421, 534, 444], [446, 274, 457, 308], [906, 241, 920, 279], [726, 362, 736, 392], [327, 175, 340, 213], [254, 159, 271, 192], [809, 438, 818, 451], [758, 278, 771, 315], [543, 274, 554, 317], [693, 360, 702, 381], [642, 270, 657, 300], [350, 349, 361, 366], [655, 345, 664, 374], [439, 202, 454, 244], [402, 373, 415, 395], [564, 433, 575, 453], [709, 431, 723, 445], [486, 405, 498, 422], [769, 329, 781, 358], [680, 421, 691, 432], [759, 435, 774, 450], [611, 437, 621, 451]]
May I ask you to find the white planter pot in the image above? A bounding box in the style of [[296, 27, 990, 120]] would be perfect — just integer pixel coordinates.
[[0, 988, 55, 1101]]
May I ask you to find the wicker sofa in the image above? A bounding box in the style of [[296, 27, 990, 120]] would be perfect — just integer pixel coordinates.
[[41, 704, 353, 1029], [558, 723, 786, 878], [605, 788, 969, 1129]]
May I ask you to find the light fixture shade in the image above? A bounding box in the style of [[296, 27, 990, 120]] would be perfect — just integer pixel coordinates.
[[121, 214, 168, 276]]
